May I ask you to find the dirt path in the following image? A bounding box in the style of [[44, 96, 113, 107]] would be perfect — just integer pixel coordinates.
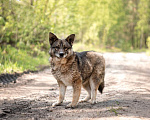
[[0, 53, 150, 120]]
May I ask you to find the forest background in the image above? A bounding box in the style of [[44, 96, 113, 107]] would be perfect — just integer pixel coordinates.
[[0, 0, 150, 73]]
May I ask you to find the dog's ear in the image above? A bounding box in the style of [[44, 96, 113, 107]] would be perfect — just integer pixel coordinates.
[[49, 32, 58, 45], [65, 34, 75, 46]]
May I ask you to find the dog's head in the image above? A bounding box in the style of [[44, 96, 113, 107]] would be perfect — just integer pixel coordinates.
[[49, 32, 75, 58]]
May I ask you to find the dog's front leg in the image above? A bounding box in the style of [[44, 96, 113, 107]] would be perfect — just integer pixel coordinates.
[[66, 79, 81, 108], [52, 81, 66, 107]]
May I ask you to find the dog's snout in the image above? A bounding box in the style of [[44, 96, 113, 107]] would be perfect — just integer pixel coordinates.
[[59, 52, 64, 58]]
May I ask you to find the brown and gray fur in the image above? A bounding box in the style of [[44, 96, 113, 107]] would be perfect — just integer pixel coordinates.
[[49, 32, 105, 108]]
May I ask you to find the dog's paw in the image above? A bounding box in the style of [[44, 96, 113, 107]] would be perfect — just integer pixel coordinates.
[[65, 103, 76, 109], [80, 97, 91, 103], [90, 100, 97, 105], [52, 102, 61, 107], [79, 99, 88, 103]]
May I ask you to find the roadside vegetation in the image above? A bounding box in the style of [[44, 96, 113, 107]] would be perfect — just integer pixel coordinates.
[[0, 45, 49, 74], [0, 0, 150, 74]]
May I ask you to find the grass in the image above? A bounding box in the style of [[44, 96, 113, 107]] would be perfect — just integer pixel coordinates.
[[146, 50, 150, 56], [0, 45, 49, 74], [109, 107, 123, 116], [109, 107, 118, 116], [73, 42, 147, 53], [73, 42, 121, 52]]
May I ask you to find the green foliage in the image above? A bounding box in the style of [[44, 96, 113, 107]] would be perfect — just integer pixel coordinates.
[[0, 0, 150, 73], [0, 45, 49, 74], [1, 0, 150, 49], [109, 106, 123, 116], [73, 42, 122, 52]]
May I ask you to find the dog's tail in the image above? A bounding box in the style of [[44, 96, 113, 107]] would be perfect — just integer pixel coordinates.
[[98, 81, 104, 94]]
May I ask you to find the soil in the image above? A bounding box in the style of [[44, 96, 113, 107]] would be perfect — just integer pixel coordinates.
[[0, 53, 150, 120]]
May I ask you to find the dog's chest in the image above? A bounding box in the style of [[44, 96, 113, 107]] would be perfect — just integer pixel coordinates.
[[59, 72, 73, 86], [51, 65, 73, 86], [51, 56, 81, 86]]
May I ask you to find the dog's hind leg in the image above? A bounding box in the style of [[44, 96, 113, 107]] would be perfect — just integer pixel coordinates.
[[89, 77, 98, 104], [89, 70, 105, 104], [80, 81, 91, 102], [52, 81, 66, 107]]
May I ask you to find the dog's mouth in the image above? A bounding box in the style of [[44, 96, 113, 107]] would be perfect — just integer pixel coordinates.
[[59, 52, 64, 58]]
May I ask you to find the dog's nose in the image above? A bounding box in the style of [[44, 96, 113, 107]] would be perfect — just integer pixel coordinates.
[[59, 53, 64, 58]]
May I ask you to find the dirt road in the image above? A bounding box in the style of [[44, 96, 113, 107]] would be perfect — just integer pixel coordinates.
[[0, 53, 150, 120]]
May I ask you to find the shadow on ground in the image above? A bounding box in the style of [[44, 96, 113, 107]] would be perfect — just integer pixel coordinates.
[[0, 89, 150, 120]]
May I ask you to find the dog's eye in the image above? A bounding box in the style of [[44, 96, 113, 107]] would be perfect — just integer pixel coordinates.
[[53, 47, 59, 51], [55, 48, 58, 51], [64, 48, 68, 51]]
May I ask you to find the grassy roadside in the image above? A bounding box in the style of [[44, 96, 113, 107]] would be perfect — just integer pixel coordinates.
[[0, 45, 49, 74], [73, 42, 147, 53], [0, 42, 148, 74]]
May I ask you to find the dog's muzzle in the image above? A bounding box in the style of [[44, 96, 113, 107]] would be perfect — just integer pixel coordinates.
[[59, 52, 64, 58]]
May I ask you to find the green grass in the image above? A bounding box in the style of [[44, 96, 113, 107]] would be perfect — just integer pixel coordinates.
[[147, 50, 150, 56], [109, 107, 123, 116], [73, 42, 146, 53], [121, 48, 146, 53], [73, 42, 122, 52], [0, 45, 49, 74]]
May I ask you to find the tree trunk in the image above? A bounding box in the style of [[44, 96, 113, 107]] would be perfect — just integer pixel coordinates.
[[30, 0, 33, 6], [131, 26, 134, 48], [144, 33, 148, 48], [140, 29, 143, 49]]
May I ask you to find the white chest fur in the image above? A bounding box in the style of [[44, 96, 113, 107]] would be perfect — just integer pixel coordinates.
[[52, 69, 73, 86], [60, 73, 72, 86]]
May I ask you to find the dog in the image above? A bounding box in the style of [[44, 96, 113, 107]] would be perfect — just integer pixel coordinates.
[[49, 32, 105, 108]]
